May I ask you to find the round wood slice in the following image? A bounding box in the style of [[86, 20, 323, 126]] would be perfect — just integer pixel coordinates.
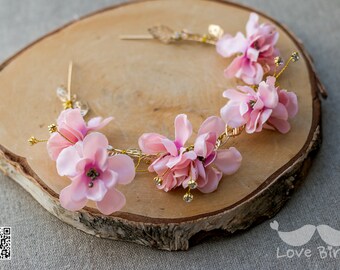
[[0, 0, 325, 250]]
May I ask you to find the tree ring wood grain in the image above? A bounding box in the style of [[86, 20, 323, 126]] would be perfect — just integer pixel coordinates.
[[0, 0, 324, 250]]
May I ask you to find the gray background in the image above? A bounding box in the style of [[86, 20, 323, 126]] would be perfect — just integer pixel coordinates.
[[0, 0, 339, 269]]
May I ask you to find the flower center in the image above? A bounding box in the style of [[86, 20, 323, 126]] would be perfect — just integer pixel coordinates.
[[86, 168, 100, 188], [249, 100, 256, 108]]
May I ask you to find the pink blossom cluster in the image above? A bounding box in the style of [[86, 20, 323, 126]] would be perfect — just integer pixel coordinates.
[[47, 108, 135, 215], [138, 114, 242, 193], [216, 13, 279, 84]]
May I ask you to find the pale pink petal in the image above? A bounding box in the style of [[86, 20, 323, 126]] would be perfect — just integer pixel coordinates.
[[56, 143, 82, 177], [197, 116, 225, 136], [214, 147, 242, 174], [87, 116, 113, 131], [59, 180, 88, 211], [279, 90, 298, 118], [107, 154, 135, 185], [198, 167, 222, 193], [220, 102, 247, 128], [94, 148, 108, 171], [194, 133, 216, 158], [138, 133, 167, 154], [271, 103, 288, 120], [47, 132, 72, 161], [246, 13, 260, 37], [82, 132, 108, 160], [161, 138, 178, 156], [246, 47, 259, 62], [258, 78, 278, 108], [174, 114, 192, 147], [96, 188, 126, 215], [100, 170, 118, 189], [224, 56, 244, 78], [267, 118, 291, 134], [62, 108, 87, 135], [86, 179, 107, 201], [216, 32, 247, 57], [222, 89, 249, 102]]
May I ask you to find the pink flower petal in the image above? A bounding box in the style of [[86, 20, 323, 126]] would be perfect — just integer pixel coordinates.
[[246, 13, 260, 37], [107, 154, 135, 185], [271, 103, 288, 120], [161, 138, 178, 156], [59, 180, 88, 211], [246, 47, 259, 62], [56, 143, 82, 177], [258, 77, 278, 108], [138, 133, 167, 154], [220, 102, 247, 128], [100, 170, 118, 189], [82, 132, 108, 160], [224, 56, 244, 78], [87, 116, 114, 131], [216, 32, 247, 58], [47, 132, 72, 161], [214, 147, 242, 175], [198, 167, 222, 193], [197, 116, 225, 136], [96, 188, 126, 215], [267, 118, 291, 134], [61, 108, 87, 135], [86, 179, 107, 201], [194, 133, 216, 158], [174, 114, 192, 147]]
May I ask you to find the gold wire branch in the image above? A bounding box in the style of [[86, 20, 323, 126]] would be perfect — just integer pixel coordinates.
[[28, 136, 47, 146], [120, 24, 224, 45], [275, 52, 300, 80]]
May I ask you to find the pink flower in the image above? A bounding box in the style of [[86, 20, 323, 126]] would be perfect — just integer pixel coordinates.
[[56, 132, 135, 215], [138, 114, 197, 191], [216, 13, 279, 84], [187, 116, 242, 193], [139, 115, 242, 193], [220, 76, 298, 134], [265, 87, 298, 133], [47, 108, 113, 160]]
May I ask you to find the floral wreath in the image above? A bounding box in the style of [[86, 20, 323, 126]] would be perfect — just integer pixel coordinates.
[[29, 13, 299, 215]]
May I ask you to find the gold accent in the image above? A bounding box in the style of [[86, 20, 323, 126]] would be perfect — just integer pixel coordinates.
[[48, 123, 74, 144], [275, 52, 300, 80], [48, 124, 57, 133], [154, 176, 163, 186], [28, 136, 47, 146], [120, 24, 224, 45]]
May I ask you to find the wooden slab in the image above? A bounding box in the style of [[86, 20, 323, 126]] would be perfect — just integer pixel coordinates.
[[0, 0, 324, 250]]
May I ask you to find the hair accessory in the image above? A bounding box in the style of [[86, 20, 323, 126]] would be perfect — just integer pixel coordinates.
[[29, 62, 135, 215], [28, 12, 301, 215]]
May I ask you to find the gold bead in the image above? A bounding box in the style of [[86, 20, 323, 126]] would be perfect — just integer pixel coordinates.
[[154, 176, 163, 186], [188, 179, 198, 189], [291, 52, 300, 62], [63, 100, 73, 109], [28, 136, 38, 146], [183, 191, 193, 203], [48, 124, 58, 133]]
